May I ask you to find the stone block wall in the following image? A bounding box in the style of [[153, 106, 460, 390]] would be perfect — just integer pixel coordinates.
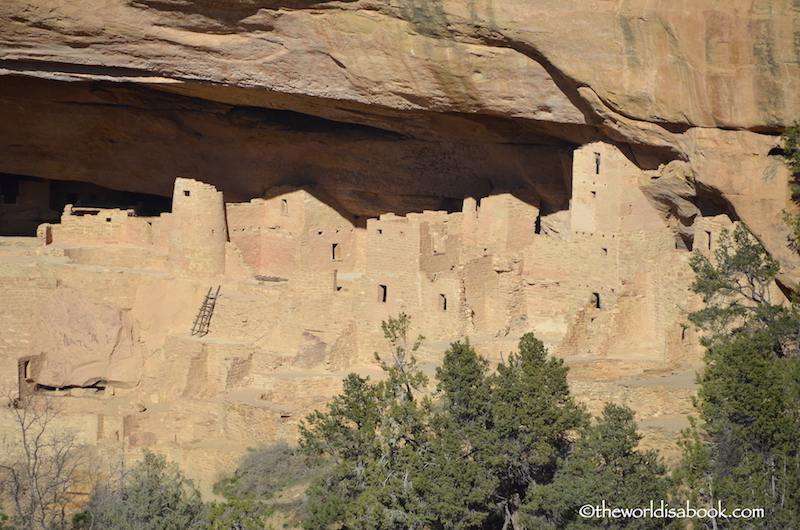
[[42, 206, 170, 249], [0, 276, 58, 386], [306, 225, 358, 273], [475, 192, 540, 253], [169, 178, 227, 277], [366, 215, 423, 321], [693, 214, 735, 256]]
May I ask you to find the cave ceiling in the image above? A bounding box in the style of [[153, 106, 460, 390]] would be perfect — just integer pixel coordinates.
[[1, 0, 799, 282], [0, 74, 595, 216]]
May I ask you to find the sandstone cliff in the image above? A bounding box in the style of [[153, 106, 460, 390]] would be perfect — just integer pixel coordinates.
[[1, 0, 799, 495], [1, 0, 798, 280]]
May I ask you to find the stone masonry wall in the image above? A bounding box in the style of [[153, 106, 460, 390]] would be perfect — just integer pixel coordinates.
[[169, 178, 227, 278]]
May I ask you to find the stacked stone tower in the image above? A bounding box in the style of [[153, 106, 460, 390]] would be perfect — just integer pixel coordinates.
[[169, 177, 228, 277]]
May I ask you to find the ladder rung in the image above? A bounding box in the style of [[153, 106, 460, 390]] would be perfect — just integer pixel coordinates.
[[190, 285, 221, 337]]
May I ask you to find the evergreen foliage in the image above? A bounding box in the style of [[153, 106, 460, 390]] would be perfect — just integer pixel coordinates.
[[76, 450, 206, 530], [204, 499, 271, 530], [524, 403, 675, 530], [688, 223, 785, 347], [781, 121, 800, 245], [300, 315, 665, 530], [481, 334, 589, 528], [781, 121, 800, 199], [677, 222, 800, 528], [299, 314, 436, 530]]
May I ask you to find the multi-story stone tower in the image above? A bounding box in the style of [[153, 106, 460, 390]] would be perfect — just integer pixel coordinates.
[[168, 177, 227, 277]]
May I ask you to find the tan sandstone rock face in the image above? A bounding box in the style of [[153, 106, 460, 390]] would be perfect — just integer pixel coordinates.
[[2, 0, 798, 128], [1, 1, 799, 279], [1, 1, 798, 255], [1, 0, 800, 494], [30, 287, 141, 388]]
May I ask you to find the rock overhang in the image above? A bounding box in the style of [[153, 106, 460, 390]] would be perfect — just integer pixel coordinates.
[[1, 0, 799, 281], [0, 73, 589, 216]]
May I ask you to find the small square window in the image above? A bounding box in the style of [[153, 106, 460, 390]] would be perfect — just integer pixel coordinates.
[[183, 190, 191, 197]]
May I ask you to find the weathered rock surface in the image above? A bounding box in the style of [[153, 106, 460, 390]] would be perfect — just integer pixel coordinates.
[[639, 160, 699, 247], [30, 286, 141, 388], [3, 0, 799, 127], [3, 1, 799, 495], [2, 1, 799, 277]]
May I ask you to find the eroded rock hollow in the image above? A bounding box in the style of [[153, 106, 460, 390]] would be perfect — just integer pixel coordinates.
[[3, 1, 796, 259]]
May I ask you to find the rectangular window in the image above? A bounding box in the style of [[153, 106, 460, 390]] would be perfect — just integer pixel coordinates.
[[439, 294, 447, 311], [594, 152, 601, 174], [332, 243, 341, 261], [378, 285, 387, 303], [183, 190, 191, 196], [281, 198, 288, 215]]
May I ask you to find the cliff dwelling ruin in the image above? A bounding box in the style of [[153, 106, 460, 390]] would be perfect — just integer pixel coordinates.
[[2, 0, 798, 497], [0, 138, 748, 494]]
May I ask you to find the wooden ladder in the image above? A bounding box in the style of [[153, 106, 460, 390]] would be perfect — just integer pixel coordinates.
[[191, 286, 220, 337]]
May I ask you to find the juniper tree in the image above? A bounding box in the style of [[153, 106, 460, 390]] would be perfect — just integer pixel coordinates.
[[436, 335, 589, 530], [76, 450, 206, 530], [525, 403, 675, 530], [678, 223, 800, 528], [300, 314, 435, 530], [687, 223, 788, 349], [302, 323, 591, 530], [487, 334, 589, 530], [677, 330, 800, 529]]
